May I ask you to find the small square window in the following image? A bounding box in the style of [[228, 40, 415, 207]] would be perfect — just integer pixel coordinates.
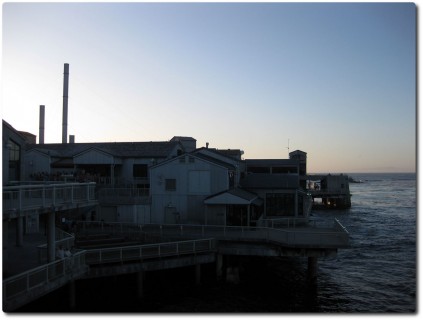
[[165, 179, 176, 191]]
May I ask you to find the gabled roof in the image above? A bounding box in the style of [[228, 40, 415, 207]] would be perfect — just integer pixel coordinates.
[[3, 120, 29, 143], [204, 188, 262, 206], [25, 141, 182, 159], [150, 153, 234, 170], [192, 153, 236, 170], [289, 150, 307, 156]]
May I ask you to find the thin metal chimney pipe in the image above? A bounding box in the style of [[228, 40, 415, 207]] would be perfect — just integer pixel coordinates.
[[39, 105, 45, 144], [62, 63, 69, 144], [69, 135, 75, 144]]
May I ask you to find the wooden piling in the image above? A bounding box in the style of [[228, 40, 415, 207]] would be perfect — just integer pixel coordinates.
[[307, 256, 318, 284]]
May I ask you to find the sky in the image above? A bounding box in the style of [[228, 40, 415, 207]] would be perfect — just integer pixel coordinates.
[[1, 2, 416, 173]]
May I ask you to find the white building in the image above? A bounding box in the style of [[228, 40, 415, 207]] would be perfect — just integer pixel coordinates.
[[149, 152, 235, 224]]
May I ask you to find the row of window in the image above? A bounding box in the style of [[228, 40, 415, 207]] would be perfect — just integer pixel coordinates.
[[247, 166, 298, 174]]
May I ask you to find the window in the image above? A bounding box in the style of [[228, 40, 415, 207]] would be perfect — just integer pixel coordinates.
[[165, 179, 176, 191], [8, 140, 20, 161], [8, 139, 20, 181], [133, 164, 148, 178]]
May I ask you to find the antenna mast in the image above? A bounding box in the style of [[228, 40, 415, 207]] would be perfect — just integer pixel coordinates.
[[287, 138, 290, 156]]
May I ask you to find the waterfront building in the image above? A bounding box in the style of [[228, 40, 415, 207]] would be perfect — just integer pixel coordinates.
[[3, 120, 33, 185], [15, 121, 313, 226]]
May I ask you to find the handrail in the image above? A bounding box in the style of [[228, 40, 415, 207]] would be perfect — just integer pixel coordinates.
[[3, 251, 87, 306], [2, 182, 97, 213], [3, 182, 96, 191], [257, 217, 309, 228], [334, 218, 350, 234], [84, 238, 215, 265], [308, 189, 351, 195], [4, 238, 215, 310], [37, 228, 76, 263], [78, 220, 350, 248]]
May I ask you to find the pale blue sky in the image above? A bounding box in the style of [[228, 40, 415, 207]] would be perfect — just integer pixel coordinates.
[[2, 2, 416, 173]]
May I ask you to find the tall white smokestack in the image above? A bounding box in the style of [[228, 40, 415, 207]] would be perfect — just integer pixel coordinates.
[[39, 105, 45, 144], [62, 63, 69, 144]]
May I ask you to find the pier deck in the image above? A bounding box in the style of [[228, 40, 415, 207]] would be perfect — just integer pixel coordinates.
[[3, 219, 349, 311]]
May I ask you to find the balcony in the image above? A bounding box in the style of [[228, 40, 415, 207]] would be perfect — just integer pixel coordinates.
[[3, 182, 97, 218]]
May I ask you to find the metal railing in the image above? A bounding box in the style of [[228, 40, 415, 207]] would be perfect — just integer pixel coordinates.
[[2, 182, 97, 213], [77, 221, 350, 249], [4, 237, 215, 310], [98, 188, 150, 204], [85, 238, 215, 265], [257, 217, 309, 228], [3, 251, 87, 310], [308, 189, 351, 196], [37, 228, 76, 263]]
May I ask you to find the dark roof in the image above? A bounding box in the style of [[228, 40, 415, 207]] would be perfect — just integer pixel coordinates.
[[3, 120, 29, 143], [289, 150, 307, 156], [193, 153, 236, 170], [205, 188, 257, 201], [26, 141, 181, 158], [170, 136, 197, 142], [240, 173, 299, 189], [195, 147, 243, 160]]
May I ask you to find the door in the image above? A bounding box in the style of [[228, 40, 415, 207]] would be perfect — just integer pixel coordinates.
[[164, 206, 178, 224]]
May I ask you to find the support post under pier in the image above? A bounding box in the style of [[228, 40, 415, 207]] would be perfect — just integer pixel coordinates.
[[137, 271, 145, 300], [47, 209, 56, 263], [216, 254, 223, 280], [16, 216, 23, 247], [307, 257, 318, 284], [69, 279, 76, 310], [195, 264, 201, 285]]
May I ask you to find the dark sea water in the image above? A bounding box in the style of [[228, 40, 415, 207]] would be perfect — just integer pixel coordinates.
[[19, 173, 416, 313], [312, 172, 416, 312]]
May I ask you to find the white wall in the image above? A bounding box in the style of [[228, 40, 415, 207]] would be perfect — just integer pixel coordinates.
[[23, 151, 51, 180], [150, 155, 229, 224]]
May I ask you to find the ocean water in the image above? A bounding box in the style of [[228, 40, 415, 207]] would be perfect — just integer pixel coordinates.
[[312, 172, 416, 312], [18, 173, 416, 313]]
